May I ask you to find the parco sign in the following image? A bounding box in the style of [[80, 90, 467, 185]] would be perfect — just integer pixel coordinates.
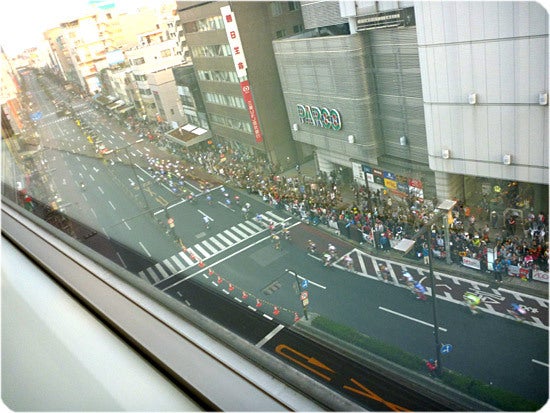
[[297, 104, 342, 131]]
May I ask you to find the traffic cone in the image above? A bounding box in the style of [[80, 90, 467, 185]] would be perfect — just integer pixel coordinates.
[[208, 268, 214, 276], [294, 312, 300, 322], [228, 283, 234, 291], [273, 306, 280, 316], [198, 260, 205, 268], [181, 246, 187, 252], [242, 291, 249, 299], [217, 276, 223, 284], [256, 299, 262, 308], [190, 253, 196, 261]]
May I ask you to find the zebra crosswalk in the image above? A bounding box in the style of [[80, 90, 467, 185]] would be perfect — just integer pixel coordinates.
[[137, 210, 288, 284]]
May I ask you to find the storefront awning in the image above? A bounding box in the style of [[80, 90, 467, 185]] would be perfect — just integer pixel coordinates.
[[117, 105, 135, 114], [95, 95, 117, 106], [107, 100, 125, 110], [165, 124, 211, 147]]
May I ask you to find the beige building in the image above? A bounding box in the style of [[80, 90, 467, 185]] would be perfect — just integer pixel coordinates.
[[148, 68, 186, 127]]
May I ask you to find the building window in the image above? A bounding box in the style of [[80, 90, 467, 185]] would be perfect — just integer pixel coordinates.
[[204, 92, 245, 110], [293, 24, 304, 33], [191, 44, 231, 58], [270, 2, 282, 16], [288, 2, 299, 11], [131, 57, 145, 65], [275, 29, 286, 39]]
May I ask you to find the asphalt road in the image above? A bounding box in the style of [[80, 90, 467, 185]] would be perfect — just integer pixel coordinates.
[[21, 71, 549, 408]]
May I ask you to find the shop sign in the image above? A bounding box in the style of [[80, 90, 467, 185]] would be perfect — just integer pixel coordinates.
[[296, 104, 342, 131], [372, 168, 384, 185], [384, 178, 397, 190]]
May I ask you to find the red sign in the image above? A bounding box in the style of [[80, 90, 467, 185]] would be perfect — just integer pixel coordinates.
[[240, 80, 263, 143]]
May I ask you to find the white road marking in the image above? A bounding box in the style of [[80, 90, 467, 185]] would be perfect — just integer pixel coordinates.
[[108, 200, 116, 210], [532, 359, 549, 367], [379, 306, 448, 332], [139, 241, 151, 257]]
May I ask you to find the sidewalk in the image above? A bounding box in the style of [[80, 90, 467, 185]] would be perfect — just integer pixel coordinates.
[[282, 161, 548, 299]]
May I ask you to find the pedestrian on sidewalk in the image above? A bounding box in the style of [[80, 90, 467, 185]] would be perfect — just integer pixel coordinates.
[[493, 258, 504, 282], [422, 243, 430, 265], [425, 359, 438, 377]]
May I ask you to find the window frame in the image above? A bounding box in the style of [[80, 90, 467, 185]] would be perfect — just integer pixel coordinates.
[[1, 198, 351, 411]]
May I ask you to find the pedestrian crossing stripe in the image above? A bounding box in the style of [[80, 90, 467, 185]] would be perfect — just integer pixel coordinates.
[[155, 263, 170, 278], [169, 255, 186, 271], [147, 267, 161, 282], [209, 237, 226, 250], [223, 229, 241, 243], [138, 210, 289, 284], [201, 240, 218, 254], [238, 222, 257, 235], [232, 226, 248, 238], [163, 258, 177, 273], [193, 244, 211, 258], [217, 233, 233, 246], [178, 251, 195, 265], [265, 211, 285, 222], [244, 220, 262, 231]]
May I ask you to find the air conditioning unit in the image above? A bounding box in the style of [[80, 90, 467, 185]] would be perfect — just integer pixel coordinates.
[[348, 135, 355, 144], [539, 92, 548, 106], [399, 136, 407, 146], [442, 149, 450, 159], [468, 93, 477, 105], [292, 123, 298, 131], [502, 154, 512, 165]]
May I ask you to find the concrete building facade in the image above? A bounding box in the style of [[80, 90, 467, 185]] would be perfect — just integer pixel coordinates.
[[415, 1, 548, 211], [177, 1, 304, 168]]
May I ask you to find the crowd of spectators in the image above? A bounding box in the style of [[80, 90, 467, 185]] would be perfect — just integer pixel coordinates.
[[152, 139, 548, 279]]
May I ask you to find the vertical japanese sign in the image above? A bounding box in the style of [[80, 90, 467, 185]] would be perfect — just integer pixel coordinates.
[[220, 5, 247, 78], [240, 80, 263, 143], [221, 5, 262, 143]]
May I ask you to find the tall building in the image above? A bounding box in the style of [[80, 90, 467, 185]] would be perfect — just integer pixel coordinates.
[[0, 46, 23, 135], [177, 1, 304, 167], [415, 1, 548, 211], [273, 0, 547, 210], [125, 30, 183, 121]]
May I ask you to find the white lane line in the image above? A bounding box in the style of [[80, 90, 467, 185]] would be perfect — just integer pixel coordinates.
[[379, 306, 447, 332], [197, 209, 213, 221], [123, 221, 131, 230], [532, 359, 549, 367], [139, 241, 151, 257], [90, 208, 97, 218], [256, 324, 286, 348], [98, 186, 104, 194], [108, 200, 116, 210]]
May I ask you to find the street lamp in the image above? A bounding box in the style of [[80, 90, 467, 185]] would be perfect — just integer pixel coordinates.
[[402, 199, 455, 376]]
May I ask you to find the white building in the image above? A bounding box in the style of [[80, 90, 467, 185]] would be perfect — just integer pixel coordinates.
[[415, 1, 548, 206]]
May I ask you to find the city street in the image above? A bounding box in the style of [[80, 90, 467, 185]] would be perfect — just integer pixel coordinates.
[[19, 71, 548, 407]]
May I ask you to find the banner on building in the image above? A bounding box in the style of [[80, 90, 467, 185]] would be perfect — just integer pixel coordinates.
[[240, 80, 263, 143], [220, 6, 248, 78]]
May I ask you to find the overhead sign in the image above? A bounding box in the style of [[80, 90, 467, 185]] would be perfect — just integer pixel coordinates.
[[356, 7, 415, 31]]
